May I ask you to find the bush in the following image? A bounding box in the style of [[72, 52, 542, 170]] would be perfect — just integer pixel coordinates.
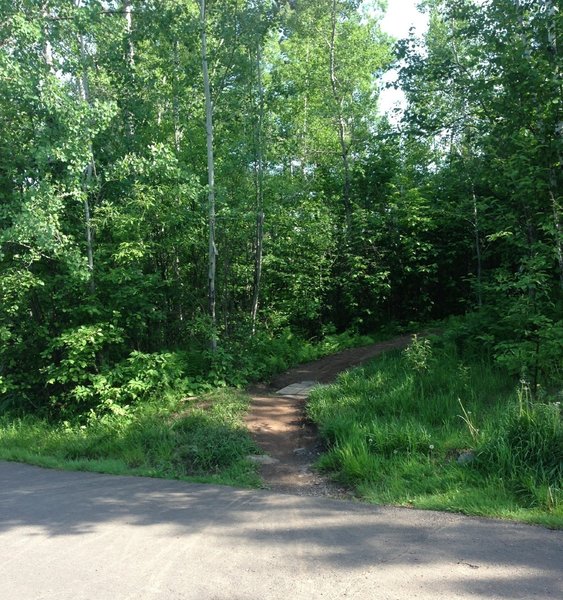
[[172, 412, 256, 474], [42, 330, 187, 417]]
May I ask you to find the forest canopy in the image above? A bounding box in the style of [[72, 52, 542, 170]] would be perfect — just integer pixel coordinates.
[[0, 0, 561, 416]]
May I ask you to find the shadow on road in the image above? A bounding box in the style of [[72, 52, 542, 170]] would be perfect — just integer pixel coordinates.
[[1, 461, 562, 599]]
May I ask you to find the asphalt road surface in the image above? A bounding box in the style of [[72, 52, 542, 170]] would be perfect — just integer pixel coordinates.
[[1, 461, 561, 600]]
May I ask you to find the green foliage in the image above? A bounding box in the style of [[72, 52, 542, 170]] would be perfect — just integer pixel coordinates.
[[493, 314, 563, 394], [444, 307, 563, 395], [42, 323, 124, 387], [0, 389, 260, 487], [86, 351, 188, 416], [201, 327, 381, 389], [308, 331, 562, 526]]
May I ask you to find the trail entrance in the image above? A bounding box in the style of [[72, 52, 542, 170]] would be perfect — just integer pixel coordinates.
[[245, 334, 413, 496]]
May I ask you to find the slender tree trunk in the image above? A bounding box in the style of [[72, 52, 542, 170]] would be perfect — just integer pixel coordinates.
[[172, 39, 182, 155], [200, 0, 217, 351], [549, 176, 563, 290], [471, 182, 483, 307], [123, 0, 135, 138], [329, 0, 351, 226], [170, 40, 185, 322], [251, 44, 265, 334], [82, 170, 95, 295], [75, 6, 96, 294], [124, 0, 134, 65], [301, 44, 310, 176], [41, 6, 53, 70]]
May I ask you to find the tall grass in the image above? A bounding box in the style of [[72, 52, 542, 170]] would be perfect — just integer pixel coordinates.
[[0, 389, 261, 487], [478, 383, 562, 510], [307, 338, 562, 528]]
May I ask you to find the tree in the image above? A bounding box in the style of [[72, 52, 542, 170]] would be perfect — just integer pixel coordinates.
[[200, 0, 217, 351], [397, 0, 562, 389]]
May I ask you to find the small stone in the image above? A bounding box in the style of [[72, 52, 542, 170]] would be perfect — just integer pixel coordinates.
[[457, 451, 475, 465], [247, 454, 279, 465], [293, 447, 306, 454]]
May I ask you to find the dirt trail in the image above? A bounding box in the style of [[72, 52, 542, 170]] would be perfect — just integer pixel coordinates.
[[245, 334, 413, 497]]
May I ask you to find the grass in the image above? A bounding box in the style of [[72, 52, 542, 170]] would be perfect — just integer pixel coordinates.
[[0, 389, 261, 488], [0, 327, 388, 486], [307, 337, 563, 528]]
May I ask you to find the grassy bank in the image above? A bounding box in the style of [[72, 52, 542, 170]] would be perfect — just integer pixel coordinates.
[[307, 336, 562, 528], [0, 389, 261, 487], [0, 328, 386, 486]]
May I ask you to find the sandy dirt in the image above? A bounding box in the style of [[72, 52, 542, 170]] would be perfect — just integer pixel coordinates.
[[245, 334, 414, 496]]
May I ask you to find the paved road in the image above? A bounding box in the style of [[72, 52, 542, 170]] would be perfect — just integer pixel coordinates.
[[1, 462, 561, 600]]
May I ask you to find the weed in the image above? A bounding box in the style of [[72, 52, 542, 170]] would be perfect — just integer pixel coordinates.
[[457, 398, 479, 443], [308, 341, 562, 527], [403, 335, 433, 373], [0, 389, 261, 488]]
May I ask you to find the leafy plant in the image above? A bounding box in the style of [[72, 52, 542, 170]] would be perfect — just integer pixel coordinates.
[[403, 335, 434, 373]]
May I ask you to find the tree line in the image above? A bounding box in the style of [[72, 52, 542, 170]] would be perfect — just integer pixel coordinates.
[[0, 0, 561, 414]]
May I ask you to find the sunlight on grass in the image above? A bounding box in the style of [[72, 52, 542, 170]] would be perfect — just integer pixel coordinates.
[[308, 340, 563, 528], [0, 389, 261, 488]]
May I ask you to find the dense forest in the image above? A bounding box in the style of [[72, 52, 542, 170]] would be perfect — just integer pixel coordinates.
[[0, 0, 561, 414]]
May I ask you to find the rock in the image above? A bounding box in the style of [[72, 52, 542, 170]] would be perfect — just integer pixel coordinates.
[[247, 454, 279, 465], [293, 447, 306, 454], [457, 451, 475, 465]]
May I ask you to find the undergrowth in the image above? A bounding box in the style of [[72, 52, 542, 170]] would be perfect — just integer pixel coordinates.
[[0, 389, 261, 487], [0, 327, 383, 485], [1, 326, 384, 419], [307, 336, 562, 528]]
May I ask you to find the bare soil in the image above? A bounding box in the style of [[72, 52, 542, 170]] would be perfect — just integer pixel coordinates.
[[245, 334, 414, 497]]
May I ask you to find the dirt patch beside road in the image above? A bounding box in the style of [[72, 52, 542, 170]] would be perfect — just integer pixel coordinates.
[[245, 334, 414, 496]]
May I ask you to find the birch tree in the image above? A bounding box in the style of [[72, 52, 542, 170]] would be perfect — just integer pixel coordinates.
[[200, 0, 217, 351], [76, 3, 96, 294]]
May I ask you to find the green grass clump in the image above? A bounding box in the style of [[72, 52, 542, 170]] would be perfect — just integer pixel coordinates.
[[0, 389, 261, 487], [307, 339, 562, 528]]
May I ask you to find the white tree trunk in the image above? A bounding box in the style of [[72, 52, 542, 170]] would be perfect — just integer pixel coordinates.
[[251, 44, 265, 334], [200, 0, 217, 351], [76, 3, 96, 294], [124, 0, 135, 138], [329, 0, 352, 226], [173, 39, 182, 154]]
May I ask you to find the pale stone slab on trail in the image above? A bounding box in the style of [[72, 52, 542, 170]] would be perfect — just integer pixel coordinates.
[[247, 454, 279, 465], [275, 380, 318, 397]]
